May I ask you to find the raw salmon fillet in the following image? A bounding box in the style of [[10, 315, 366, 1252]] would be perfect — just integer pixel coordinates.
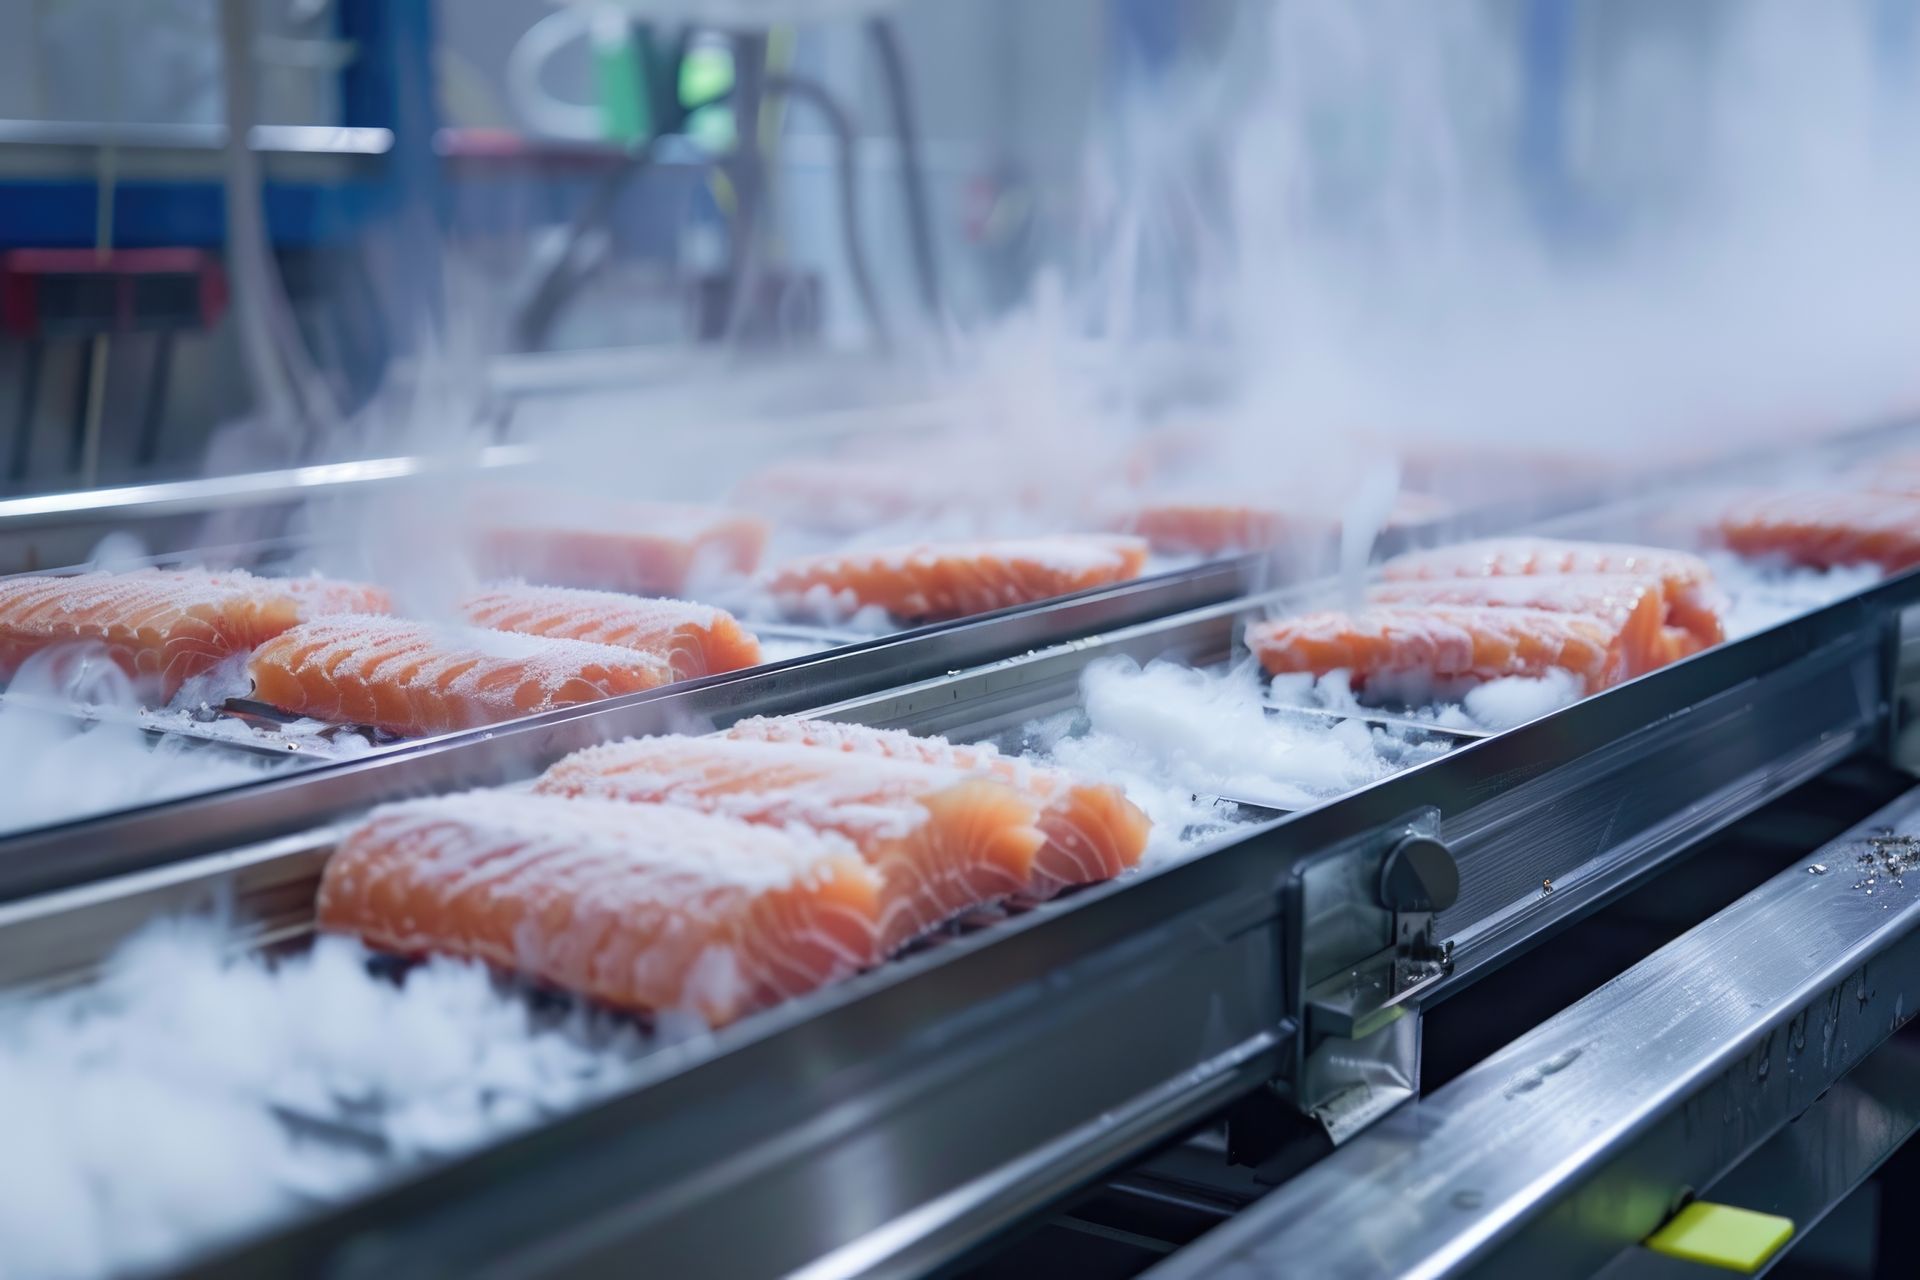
[[733, 459, 973, 533], [1245, 604, 1639, 695], [480, 498, 768, 596], [1380, 537, 1724, 650], [1118, 503, 1295, 557], [766, 535, 1150, 623], [248, 615, 672, 737], [1712, 490, 1920, 572], [461, 584, 761, 681], [537, 735, 1043, 951], [0, 567, 388, 701], [319, 792, 881, 1025], [1116, 495, 1451, 557], [1370, 572, 1701, 668], [725, 716, 1151, 896]]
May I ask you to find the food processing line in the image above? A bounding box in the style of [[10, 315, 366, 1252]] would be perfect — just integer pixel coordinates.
[[6, 423, 1920, 1279]]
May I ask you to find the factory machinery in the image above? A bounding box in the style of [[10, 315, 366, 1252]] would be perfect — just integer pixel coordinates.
[[6, 422, 1920, 1279]]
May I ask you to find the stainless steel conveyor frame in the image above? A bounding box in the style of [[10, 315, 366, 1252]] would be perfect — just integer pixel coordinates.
[[7, 423, 1920, 1278], [3, 537, 1905, 1280]]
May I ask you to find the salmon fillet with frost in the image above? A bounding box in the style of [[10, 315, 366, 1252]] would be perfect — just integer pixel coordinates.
[[766, 535, 1149, 623], [1370, 572, 1702, 667], [734, 459, 972, 533], [724, 716, 1151, 896], [1379, 537, 1724, 650], [1115, 504, 1295, 557], [1116, 494, 1452, 557], [248, 615, 671, 736], [536, 736, 1044, 951], [318, 793, 880, 1025], [1245, 604, 1638, 695], [0, 567, 388, 701], [480, 498, 767, 596], [461, 583, 761, 680], [1711, 490, 1920, 573]]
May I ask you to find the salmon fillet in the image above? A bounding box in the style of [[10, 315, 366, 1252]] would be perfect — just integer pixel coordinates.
[[734, 459, 973, 533], [480, 499, 768, 596], [318, 792, 881, 1026], [537, 735, 1043, 951], [1370, 572, 1700, 668], [248, 615, 672, 736], [1117, 504, 1296, 557], [0, 567, 388, 701], [1379, 537, 1725, 650], [725, 716, 1151, 896], [766, 535, 1150, 623], [1245, 604, 1637, 695], [461, 584, 761, 681], [1118, 494, 1452, 557], [1712, 490, 1920, 572]]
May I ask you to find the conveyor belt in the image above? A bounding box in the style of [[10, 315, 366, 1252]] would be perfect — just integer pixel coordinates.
[[8, 424, 1920, 1278], [0, 537, 1899, 1280]]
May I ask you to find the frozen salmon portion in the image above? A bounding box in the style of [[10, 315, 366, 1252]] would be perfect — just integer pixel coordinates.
[[1380, 537, 1725, 650], [1117, 495, 1454, 558], [1711, 490, 1920, 573], [1117, 503, 1296, 557], [536, 735, 1043, 951], [479, 497, 769, 597], [0, 567, 389, 701], [248, 615, 672, 737], [1246, 604, 1640, 695], [724, 716, 1151, 896], [461, 584, 761, 681], [1370, 572, 1704, 668], [766, 535, 1150, 624], [319, 792, 881, 1026], [180, 569, 392, 619], [733, 459, 974, 533]]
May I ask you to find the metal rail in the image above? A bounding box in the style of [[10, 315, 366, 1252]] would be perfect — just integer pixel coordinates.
[[1148, 790, 1920, 1280]]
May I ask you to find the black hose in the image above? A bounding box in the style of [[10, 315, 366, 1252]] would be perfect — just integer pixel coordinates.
[[866, 17, 943, 324], [717, 32, 771, 349], [766, 71, 890, 351], [512, 131, 669, 352]]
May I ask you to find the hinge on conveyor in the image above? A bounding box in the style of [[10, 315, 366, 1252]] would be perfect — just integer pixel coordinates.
[[1291, 812, 1459, 1144]]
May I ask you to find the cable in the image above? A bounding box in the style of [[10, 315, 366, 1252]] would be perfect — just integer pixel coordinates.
[[717, 31, 770, 348], [510, 25, 696, 353], [866, 17, 943, 323], [512, 131, 670, 352], [765, 71, 890, 350]]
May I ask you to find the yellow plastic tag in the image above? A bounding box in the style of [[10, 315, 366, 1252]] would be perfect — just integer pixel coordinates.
[[1645, 1201, 1794, 1274]]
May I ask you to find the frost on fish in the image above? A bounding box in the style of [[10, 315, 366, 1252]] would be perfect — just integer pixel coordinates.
[[247, 615, 674, 736], [0, 567, 389, 702], [475, 492, 769, 596], [764, 534, 1150, 623], [320, 792, 883, 1025], [537, 735, 1044, 950], [1246, 604, 1631, 694], [461, 583, 762, 680], [1379, 537, 1725, 644], [724, 715, 1151, 895], [1710, 488, 1920, 573]]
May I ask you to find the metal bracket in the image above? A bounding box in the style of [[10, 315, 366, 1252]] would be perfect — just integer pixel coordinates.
[[1290, 811, 1459, 1143]]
